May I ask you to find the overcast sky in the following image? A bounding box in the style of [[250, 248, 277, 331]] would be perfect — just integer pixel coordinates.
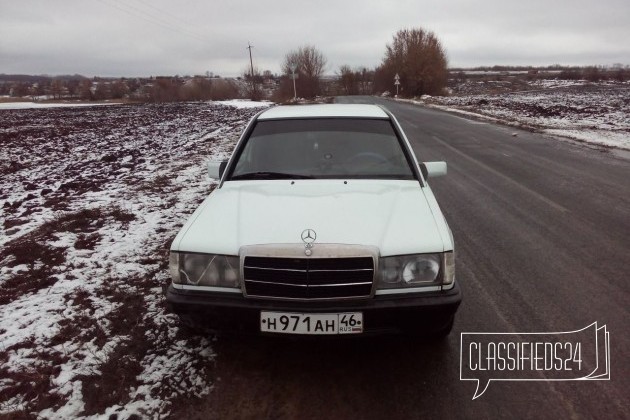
[[1, 0, 629, 77]]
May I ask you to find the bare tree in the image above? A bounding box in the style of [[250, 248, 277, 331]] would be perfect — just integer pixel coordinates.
[[280, 45, 327, 99], [243, 66, 264, 100], [356, 67, 374, 94], [210, 78, 240, 100], [110, 79, 128, 99], [50, 79, 64, 99], [336, 66, 375, 96], [377, 28, 448, 96], [338, 65, 358, 95], [180, 76, 213, 101], [79, 79, 93, 100], [94, 79, 112, 100], [583, 66, 603, 82], [150, 77, 181, 102]]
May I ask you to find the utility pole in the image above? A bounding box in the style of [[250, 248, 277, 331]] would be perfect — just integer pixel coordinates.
[[247, 42, 255, 79], [246, 42, 258, 99]]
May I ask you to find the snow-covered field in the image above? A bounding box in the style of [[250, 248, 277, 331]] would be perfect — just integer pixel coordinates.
[[0, 99, 271, 111], [0, 101, 269, 418], [410, 81, 630, 150], [0, 102, 122, 110]]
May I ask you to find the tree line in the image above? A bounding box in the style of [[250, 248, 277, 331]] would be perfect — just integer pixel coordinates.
[[273, 28, 449, 100], [2, 27, 449, 102], [0, 75, 244, 102], [4, 26, 627, 103]]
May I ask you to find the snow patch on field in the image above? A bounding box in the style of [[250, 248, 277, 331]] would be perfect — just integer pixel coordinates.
[[0, 99, 273, 111], [0, 102, 122, 110], [401, 81, 630, 150], [0, 102, 260, 418], [543, 129, 630, 149], [213, 99, 273, 109]]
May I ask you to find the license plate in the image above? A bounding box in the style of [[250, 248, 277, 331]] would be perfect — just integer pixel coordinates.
[[260, 311, 363, 335]]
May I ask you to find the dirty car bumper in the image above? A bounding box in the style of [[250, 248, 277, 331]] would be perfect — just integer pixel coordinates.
[[165, 282, 462, 336]]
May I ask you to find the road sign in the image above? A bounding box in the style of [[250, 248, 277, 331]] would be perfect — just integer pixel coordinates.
[[394, 80, 400, 85], [394, 73, 400, 81]]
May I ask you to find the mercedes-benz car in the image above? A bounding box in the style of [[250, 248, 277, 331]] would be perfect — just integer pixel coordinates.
[[166, 103, 461, 336]]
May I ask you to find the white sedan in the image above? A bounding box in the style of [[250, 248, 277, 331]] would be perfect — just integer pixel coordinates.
[[167, 104, 461, 336]]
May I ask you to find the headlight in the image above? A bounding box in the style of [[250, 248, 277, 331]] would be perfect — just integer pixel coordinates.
[[377, 254, 442, 289], [169, 252, 240, 288]]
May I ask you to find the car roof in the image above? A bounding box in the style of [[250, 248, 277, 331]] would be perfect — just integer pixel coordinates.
[[257, 104, 390, 120]]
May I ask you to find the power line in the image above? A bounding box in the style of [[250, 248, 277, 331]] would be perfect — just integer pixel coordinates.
[[134, 0, 194, 27], [94, 0, 210, 44], [109, 0, 208, 41]]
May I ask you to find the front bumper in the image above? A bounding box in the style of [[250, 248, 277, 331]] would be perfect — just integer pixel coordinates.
[[166, 281, 462, 335]]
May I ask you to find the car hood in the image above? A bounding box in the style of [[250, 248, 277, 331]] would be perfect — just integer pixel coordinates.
[[171, 180, 452, 257]]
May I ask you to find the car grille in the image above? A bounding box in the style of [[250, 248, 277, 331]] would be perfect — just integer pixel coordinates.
[[243, 256, 374, 300]]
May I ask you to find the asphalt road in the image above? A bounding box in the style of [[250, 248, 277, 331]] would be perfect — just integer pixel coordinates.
[[178, 96, 629, 419]]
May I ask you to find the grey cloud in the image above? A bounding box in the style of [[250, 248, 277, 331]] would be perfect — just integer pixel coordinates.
[[0, 0, 628, 77]]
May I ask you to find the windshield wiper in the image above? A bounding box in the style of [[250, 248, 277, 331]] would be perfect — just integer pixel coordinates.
[[230, 171, 314, 180]]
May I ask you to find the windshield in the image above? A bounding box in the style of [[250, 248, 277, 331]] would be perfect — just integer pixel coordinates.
[[229, 118, 416, 180]]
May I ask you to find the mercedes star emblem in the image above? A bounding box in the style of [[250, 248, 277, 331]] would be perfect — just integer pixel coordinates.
[[301, 229, 316, 256], [301, 229, 316, 243]]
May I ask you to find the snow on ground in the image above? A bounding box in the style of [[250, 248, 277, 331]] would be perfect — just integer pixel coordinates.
[[213, 99, 273, 109], [0, 99, 273, 111], [403, 81, 630, 150], [0, 101, 267, 418], [528, 79, 590, 90], [0, 102, 122, 110]]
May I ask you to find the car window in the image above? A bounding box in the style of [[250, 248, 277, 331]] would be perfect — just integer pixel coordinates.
[[230, 118, 416, 180]]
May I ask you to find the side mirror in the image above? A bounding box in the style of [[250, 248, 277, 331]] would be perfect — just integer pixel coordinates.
[[207, 160, 228, 179], [420, 161, 447, 179]]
